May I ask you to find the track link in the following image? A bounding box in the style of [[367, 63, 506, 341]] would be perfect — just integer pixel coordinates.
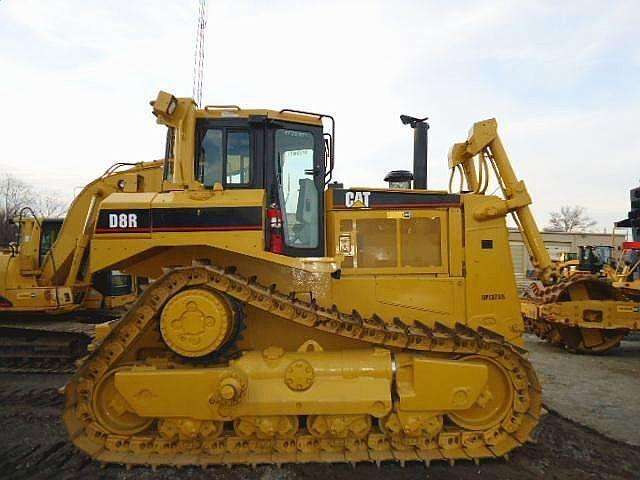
[[0, 319, 100, 372], [63, 265, 542, 467], [0, 387, 64, 409], [0, 357, 76, 374]]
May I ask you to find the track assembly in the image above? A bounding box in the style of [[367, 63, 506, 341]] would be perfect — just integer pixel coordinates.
[[64, 265, 541, 467]]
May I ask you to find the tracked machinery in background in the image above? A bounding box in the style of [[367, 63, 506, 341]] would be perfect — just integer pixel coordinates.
[[63, 93, 543, 468], [611, 183, 640, 300], [610, 243, 640, 300], [555, 245, 616, 278], [0, 161, 163, 371], [522, 183, 640, 354]]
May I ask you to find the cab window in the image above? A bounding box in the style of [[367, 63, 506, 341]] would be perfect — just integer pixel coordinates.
[[39, 220, 63, 266], [197, 128, 252, 187], [163, 127, 175, 182], [198, 129, 223, 186], [108, 270, 134, 296], [226, 131, 251, 184]]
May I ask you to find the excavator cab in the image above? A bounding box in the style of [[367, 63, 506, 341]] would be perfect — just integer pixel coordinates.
[[7, 216, 63, 276], [0, 214, 139, 312], [0, 216, 75, 311]]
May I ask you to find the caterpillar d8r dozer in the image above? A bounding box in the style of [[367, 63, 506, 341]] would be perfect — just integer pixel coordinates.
[[0, 161, 163, 370], [63, 93, 542, 467]]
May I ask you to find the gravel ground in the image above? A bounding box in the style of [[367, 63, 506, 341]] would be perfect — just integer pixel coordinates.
[[526, 333, 640, 446], [1, 368, 640, 480]]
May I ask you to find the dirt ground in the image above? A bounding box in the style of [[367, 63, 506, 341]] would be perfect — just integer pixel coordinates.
[[526, 333, 640, 446], [1, 341, 640, 480]]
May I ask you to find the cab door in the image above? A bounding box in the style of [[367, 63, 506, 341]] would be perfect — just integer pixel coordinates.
[[267, 122, 325, 258]]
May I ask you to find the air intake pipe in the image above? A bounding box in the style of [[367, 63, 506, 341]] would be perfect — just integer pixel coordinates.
[[400, 115, 429, 190]]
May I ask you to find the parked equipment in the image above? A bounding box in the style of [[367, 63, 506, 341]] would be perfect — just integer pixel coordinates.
[[612, 185, 640, 299], [0, 161, 162, 369], [522, 185, 640, 354], [63, 94, 542, 467]]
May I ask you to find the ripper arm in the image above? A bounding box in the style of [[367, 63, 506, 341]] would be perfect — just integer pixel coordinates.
[[448, 118, 556, 284]]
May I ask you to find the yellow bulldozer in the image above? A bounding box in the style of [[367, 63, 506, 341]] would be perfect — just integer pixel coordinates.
[[62, 92, 545, 467], [0, 161, 163, 369]]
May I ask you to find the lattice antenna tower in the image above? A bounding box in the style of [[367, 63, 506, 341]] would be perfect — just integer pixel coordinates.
[[192, 0, 208, 107]]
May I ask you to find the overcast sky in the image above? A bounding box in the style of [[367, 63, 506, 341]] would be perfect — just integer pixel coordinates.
[[1, 0, 639, 231]]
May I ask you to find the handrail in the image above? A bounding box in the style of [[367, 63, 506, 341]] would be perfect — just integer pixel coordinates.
[[204, 105, 241, 111]]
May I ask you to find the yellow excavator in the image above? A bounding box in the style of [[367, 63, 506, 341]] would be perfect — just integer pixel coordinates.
[[0, 161, 163, 369], [63, 92, 544, 467]]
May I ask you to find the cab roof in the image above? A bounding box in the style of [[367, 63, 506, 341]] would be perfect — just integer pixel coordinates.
[[195, 105, 324, 126]]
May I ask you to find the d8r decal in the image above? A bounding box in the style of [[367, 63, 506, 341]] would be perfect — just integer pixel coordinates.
[[96, 209, 150, 233], [109, 213, 138, 229]]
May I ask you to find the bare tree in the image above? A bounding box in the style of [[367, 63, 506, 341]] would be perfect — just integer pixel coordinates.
[[545, 205, 597, 232], [32, 193, 68, 218], [0, 174, 68, 246], [0, 174, 36, 245]]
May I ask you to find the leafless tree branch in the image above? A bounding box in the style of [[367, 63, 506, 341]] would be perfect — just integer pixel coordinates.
[[0, 174, 68, 245], [545, 205, 597, 233]]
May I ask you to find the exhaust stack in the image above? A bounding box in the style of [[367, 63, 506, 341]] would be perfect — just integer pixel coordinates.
[[400, 115, 429, 190]]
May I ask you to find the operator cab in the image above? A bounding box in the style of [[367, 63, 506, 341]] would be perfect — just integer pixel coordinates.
[[194, 115, 327, 257], [577, 245, 614, 274], [10, 216, 63, 270], [159, 94, 333, 258]]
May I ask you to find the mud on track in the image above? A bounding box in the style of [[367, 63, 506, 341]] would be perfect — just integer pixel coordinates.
[[0, 373, 639, 480]]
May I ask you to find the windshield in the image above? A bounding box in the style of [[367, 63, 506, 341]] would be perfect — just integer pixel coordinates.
[[109, 270, 134, 296], [39, 220, 63, 266]]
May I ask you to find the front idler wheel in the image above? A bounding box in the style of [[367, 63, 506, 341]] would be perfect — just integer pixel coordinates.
[[447, 356, 513, 431]]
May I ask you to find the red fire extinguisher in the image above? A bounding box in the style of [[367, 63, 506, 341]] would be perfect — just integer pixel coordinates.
[[267, 203, 284, 254]]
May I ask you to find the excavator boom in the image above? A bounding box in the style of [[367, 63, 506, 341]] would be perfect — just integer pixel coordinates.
[[0, 160, 163, 369]]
